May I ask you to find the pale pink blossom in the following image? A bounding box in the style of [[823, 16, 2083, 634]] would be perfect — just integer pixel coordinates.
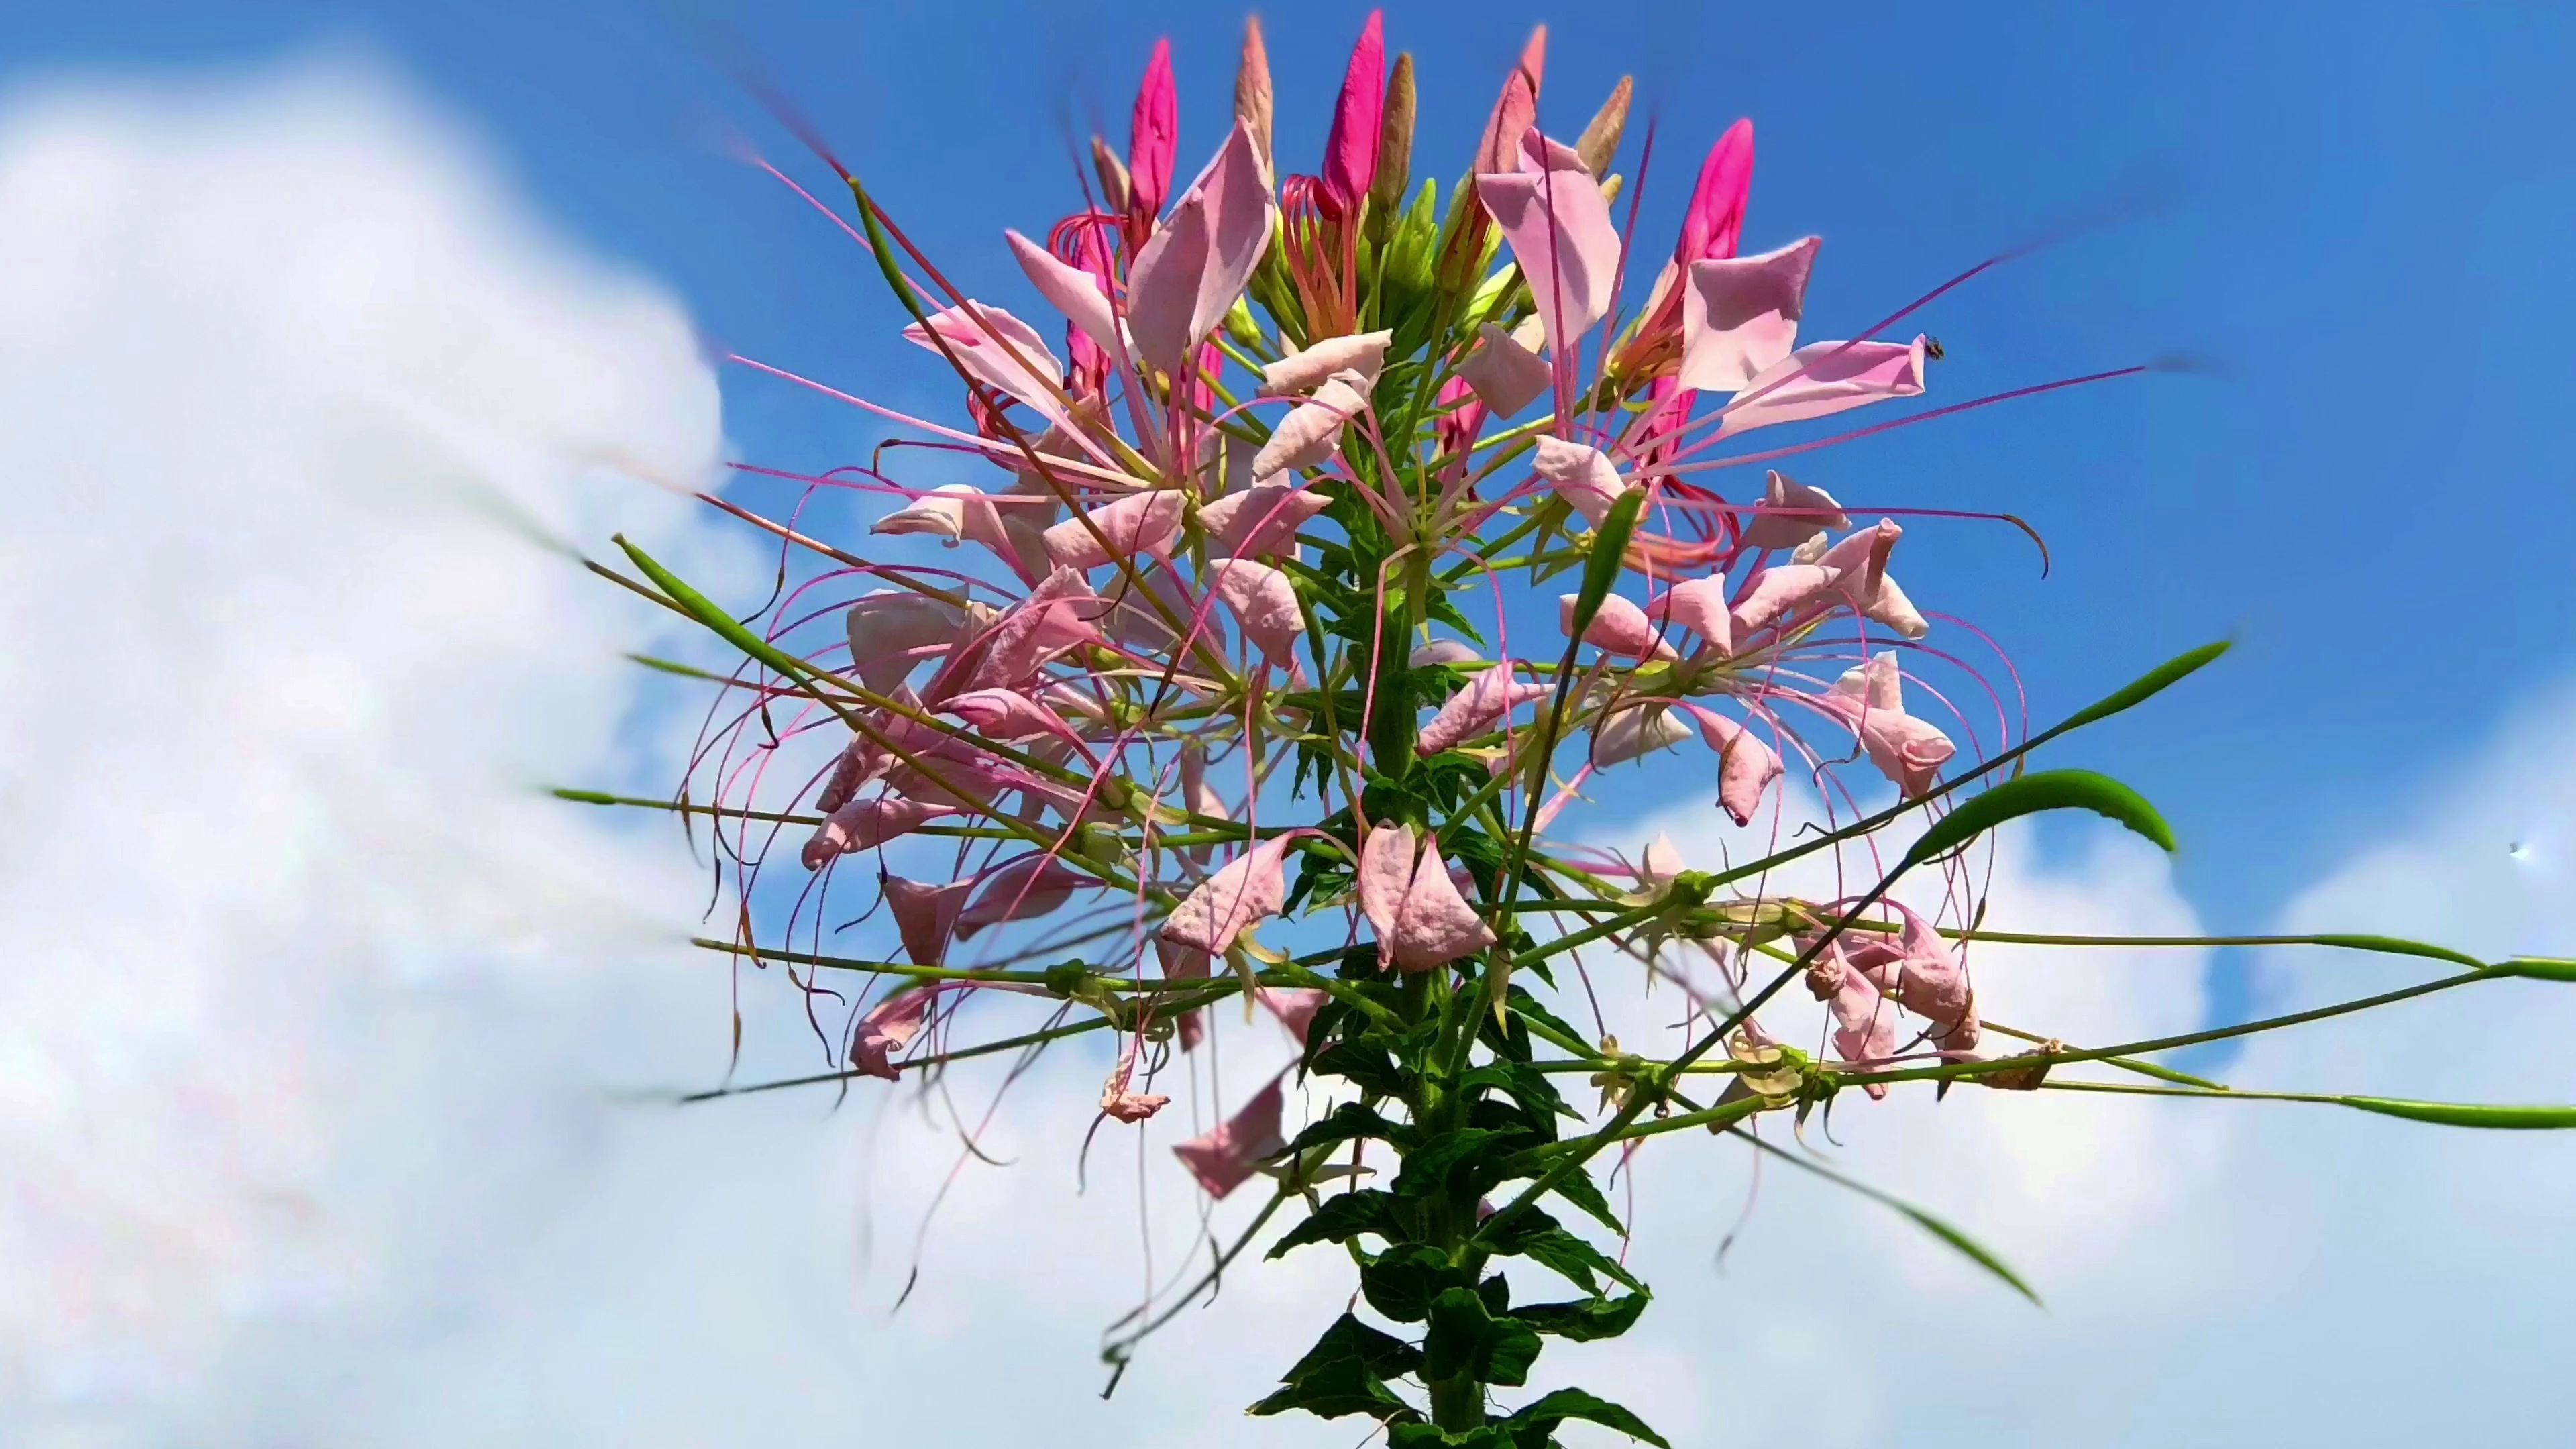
[[1159, 836, 1295, 954], [1678, 236, 1820, 392], [1173, 1075, 1285, 1198], [1126, 121, 1275, 376], [1358, 823, 1497, 971], [1478, 131, 1621, 352], [1455, 322, 1552, 417], [1417, 662, 1550, 755]]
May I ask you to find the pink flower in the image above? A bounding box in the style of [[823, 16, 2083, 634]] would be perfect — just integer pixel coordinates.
[[1805, 943, 1896, 1097], [1040, 490, 1187, 570], [851, 985, 942, 1081], [1199, 482, 1330, 559], [1678, 704, 1784, 826], [1417, 661, 1550, 756], [1532, 436, 1630, 527], [1126, 122, 1275, 377], [1720, 337, 1929, 437], [1206, 555, 1308, 666], [1678, 236, 1820, 393], [1455, 322, 1552, 417], [1647, 574, 1732, 655], [802, 795, 960, 871], [1261, 329, 1392, 396], [1252, 372, 1371, 480], [1558, 592, 1678, 660], [902, 303, 1069, 431], [883, 875, 975, 967], [1815, 652, 1957, 798], [1675, 119, 1754, 266], [1159, 835, 1295, 954], [1320, 11, 1387, 215], [1738, 470, 1849, 553], [1099, 1031, 1170, 1123], [1173, 1075, 1285, 1199], [1358, 822, 1497, 971], [1477, 131, 1621, 353]]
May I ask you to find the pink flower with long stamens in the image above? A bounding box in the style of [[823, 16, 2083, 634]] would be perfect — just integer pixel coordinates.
[[1358, 822, 1497, 971]]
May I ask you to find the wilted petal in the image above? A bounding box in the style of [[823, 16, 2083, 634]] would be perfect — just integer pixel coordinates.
[[1252, 373, 1369, 480], [1821, 653, 1956, 798], [1417, 661, 1550, 755], [1041, 489, 1187, 570], [1126, 122, 1275, 377], [1262, 329, 1392, 395], [1805, 944, 1896, 1095], [1648, 574, 1731, 655], [1389, 835, 1496, 972], [1640, 831, 1686, 889], [1678, 236, 1819, 393], [1868, 903, 1978, 1050], [1207, 555, 1307, 665], [802, 795, 960, 871], [1173, 1075, 1285, 1199], [1531, 436, 1629, 527], [902, 303, 1069, 429], [1356, 821, 1419, 944], [1099, 1031, 1170, 1123], [850, 985, 940, 1080], [947, 567, 1104, 696], [1680, 704, 1782, 826], [1456, 321, 1553, 417], [1739, 470, 1849, 552], [1816, 518, 1927, 639], [883, 875, 975, 967], [1199, 482, 1328, 559], [1558, 592, 1676, 659], [1477, 131, 1621, 352], [1721, 337, 1927, 436], [1258, 986, 1329, 1045], [1159, 835, 1294, 953], [1590, 701, 1691, 768]]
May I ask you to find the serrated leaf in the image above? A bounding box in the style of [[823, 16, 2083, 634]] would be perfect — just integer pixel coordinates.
[[1542, 1161, 1625, 1237], [1505, 1389, 1670, 1448], [1513, 1291, 1649, 1341], [1287, 1102, 1417, 1157], [1247, 1313, 1424, 1421], [1361, 1244, 1462, 1322], [1902, 769, 2174, 870], [1268, 1189, 1398, 1258], [1424, 1288, 1542, 1388], [1394, 1128, 1511, 1200], [1508, 1226, 1644, 1297]]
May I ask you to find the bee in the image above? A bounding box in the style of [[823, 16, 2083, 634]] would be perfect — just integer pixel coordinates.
[[1922, 336, 1946, 362]]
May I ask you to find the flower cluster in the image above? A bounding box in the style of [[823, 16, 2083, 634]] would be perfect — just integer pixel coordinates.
[[590, 13, 2564, 1444]]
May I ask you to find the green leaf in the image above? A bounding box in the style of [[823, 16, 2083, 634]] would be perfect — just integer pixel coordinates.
[[1506, 1227, 1644, 1297], [1424, 1288, 1543, 1388], [2341, 1097, 2576, 1130], [2496, 956, 2576, 983], [1394, 1128, 1511, 1201], [1286, 1102, 1417, 1157], [1902, 769, 2175, 871], [613, 537, 841, 703], [2049, 640, 2231, 739], [1513, 1291, 1650, 1341], [1247, 1313, 1424, 1421], [1563, 488, 1648, 645], [1268, 1189, 1399, 1259], [1312, 1038, 1416, 1100], [1542, 1161, 1626, 1237], [1361, 1244, 1463, 1323], [1504, 1389, 1671, 1448]]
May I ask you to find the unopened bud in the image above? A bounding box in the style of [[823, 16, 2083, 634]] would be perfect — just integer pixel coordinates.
[[1234, 16, 1274, 172], [1368, 53, 1416, 225], [1575, 76, 1633, 177], [1089, 134, 1131, 215]]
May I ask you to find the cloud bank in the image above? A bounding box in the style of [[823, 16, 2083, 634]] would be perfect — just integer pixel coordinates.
[[2, 59, 2568, 1449]]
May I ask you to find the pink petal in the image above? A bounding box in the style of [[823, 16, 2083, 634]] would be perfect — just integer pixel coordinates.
[[1005, 228, 1128, 363], [1099, 1031, 1170, 1122], [1674, 119, 1754, 265], [901, 303, 1068, 429], [1821, 654, 1956, 798], [1258, 987, 1329, 1045], [1127, 39, 1178, 219], [1680, 704, 1782, 826], [1261, 329, 1392, 395], [1206, 555, 1307, 665], [1886, 902, 1978, 1049], [1417, 661, 1550, 755], [1126, 122, 1274, 377], [940, 686, 1082, 747], [1678, 236, 1820, 393], [1177, 740, 1226, 865], [845, 591, 974, 694], [955, 855, 1091, 938], [850, 985, 940, 1080], [1720, 337, 1927, 436], [883, 876, 975, 967], [1173, 1075, 1285, 1199], [1356, 821, 1419, 945], [1589, 702, 1691, 769], [1320, 11, 1387, 213], [1199, 482, 1329, 559], [1473, 28, 1546, 175], [1727, 562, 1839, 641], [1477, 132, 1621, 353], [1155, 936, 1211, 1051], [1805, 944, 1896, 1095], [1040, 490, 1187, 570], [1158, 836, 1294, 954], [1648, 574, 1732, 655], [801, 796, 959, 871], [1409, 639, 1482, 667], [1557, 592, 1676, 659], [943, 567, 1104, 697], [1739, 470, 1849, 552], [1252, 373, 1369, 480], [1815, 518, 1928, 640], [1387, 833, 1497, 972], [1455, 321, 1552, 417], [1531, 436, 1629, 527]]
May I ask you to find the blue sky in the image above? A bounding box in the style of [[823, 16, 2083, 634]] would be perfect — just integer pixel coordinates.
[[4, 5, 2573, 1443], [15, 0, 2567, 930]]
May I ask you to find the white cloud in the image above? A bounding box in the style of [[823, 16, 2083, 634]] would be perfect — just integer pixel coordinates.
[[5, 55, 2571, 1449]]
